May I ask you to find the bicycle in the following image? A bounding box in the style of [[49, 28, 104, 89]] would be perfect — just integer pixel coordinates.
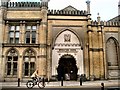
[[26, 77, 45, 89]]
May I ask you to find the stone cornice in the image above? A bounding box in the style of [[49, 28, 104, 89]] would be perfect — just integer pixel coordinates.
[[2, 43, 40, 47], [52, 25, 83, 27]]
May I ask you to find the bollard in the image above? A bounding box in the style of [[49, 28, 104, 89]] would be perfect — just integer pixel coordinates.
[[42, 77, 45, 87], [80, 77, 82, 86], [18, 78, 20, 87], [61, 77, 63, 86], [101, 83, 104, 90]]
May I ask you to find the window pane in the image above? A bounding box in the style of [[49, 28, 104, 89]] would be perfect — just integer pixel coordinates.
[[31, 57, 35, 62], [27, 26, 31, 30], [15, 38, 19, 43], [32, 38, 36, 43], [16, 26, 20, 31], [8, 56, 12, 61], [32, 26, 37, 30], [26, 32, 30, 43], [13, 56, 18, 61], [26, 32, 30, 38], [15, 32, 19, 37], [32, 32, 36, 38], [30, 62, 35, 75], [10, 26, 15, 31], [7, 62, 11, 75], [10, 38, 14, 43], [13, 62, 17, 75], [9, 32, 14, 37], [25, 57, 29, 62], [26, 38, 30, 43], [24, 62, 29, 76], [32, 32, 36, 43]]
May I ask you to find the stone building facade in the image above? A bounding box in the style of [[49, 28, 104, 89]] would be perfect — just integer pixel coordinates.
[[0, 0, 120, 81]]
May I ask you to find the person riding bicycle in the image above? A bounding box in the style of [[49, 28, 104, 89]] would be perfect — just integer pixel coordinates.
[[31, 70, 39, 82], [26, 70, 45, 88]]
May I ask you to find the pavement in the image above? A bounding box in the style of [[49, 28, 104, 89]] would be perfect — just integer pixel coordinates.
[[0, 80, 120, 89]]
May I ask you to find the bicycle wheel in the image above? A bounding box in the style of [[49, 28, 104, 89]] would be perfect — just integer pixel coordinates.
[[26, 81, 34, 88], [38, 82, 45, 88]]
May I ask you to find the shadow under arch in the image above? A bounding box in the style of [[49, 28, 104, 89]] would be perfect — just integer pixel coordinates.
[[52, 28, 83, 48], [22, 47, 37, 56], [57, 54, 78, 81], [5, 47, 19, 56]]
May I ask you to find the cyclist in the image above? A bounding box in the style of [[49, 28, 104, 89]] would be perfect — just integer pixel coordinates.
[[31, 70, 39, 82]]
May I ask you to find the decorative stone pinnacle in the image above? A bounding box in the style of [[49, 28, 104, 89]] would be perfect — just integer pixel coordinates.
[[86, 0, 90, 4], [86, 0, 91, 14]]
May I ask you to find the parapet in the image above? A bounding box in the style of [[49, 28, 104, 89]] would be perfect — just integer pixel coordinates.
[[1, 2, 48, 8], [48, 9, 87, 16], [91, 21, 120, 27]]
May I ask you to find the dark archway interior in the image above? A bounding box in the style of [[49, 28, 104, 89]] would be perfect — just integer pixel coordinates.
[[57, 55, 78, 81]]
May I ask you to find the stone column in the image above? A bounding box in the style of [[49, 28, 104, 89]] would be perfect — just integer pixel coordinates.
[[19, 21, 22, 43], [98, 29, 104, 79], [38, 2, 48, 77], [88, 26, 94, 80], [18, 56, 23, 80], [4, 21, 9, 43], [46, 22, 52, 81], [1, 56, 6, 81], [38, 22, 47, 76], [36, 21, 40, 44], [21, 21, 25, 43]]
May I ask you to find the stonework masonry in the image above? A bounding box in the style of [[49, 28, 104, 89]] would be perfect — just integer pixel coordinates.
[[0, 1, 120, 81]]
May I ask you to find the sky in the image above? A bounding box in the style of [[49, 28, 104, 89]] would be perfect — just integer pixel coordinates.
[[8, 0, 120, 21]]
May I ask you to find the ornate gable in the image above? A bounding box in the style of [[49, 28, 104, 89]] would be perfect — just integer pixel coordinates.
[[61, 5, 78, 11]]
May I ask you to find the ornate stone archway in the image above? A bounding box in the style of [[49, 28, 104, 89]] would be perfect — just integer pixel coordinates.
[[52, 30, 84, 80]]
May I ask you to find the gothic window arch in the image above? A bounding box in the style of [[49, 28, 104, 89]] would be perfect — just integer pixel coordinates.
[[6, 49, 18, 76], [106, 37, 119, 66], [23, 49, 36, 77]]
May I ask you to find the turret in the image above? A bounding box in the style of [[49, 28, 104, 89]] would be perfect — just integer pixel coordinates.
[[0, 0, 10, 6], [40, 0, 50, 9]]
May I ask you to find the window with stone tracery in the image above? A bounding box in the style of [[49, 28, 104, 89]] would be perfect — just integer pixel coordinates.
[[6, 49, 18, 76], [25, 25, 37, 44], [23, 49, 36, 77]]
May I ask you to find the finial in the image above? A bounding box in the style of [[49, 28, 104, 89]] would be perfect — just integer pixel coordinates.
[[86, 0, 91, 14], [97, 13, 99, 16], [118, 0, 120, 15], [97, 13, 101, 24], [86, 0, 90, 4]]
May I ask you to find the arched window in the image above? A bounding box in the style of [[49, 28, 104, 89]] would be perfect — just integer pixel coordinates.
[[6, 49, 18, 76], [23, 49, 36, 77], [106, 37, 119, 66]]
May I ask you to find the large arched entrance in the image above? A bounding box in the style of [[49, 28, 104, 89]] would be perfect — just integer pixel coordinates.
[[57, 54, 78, 81], [52, 30, 84, 80]]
